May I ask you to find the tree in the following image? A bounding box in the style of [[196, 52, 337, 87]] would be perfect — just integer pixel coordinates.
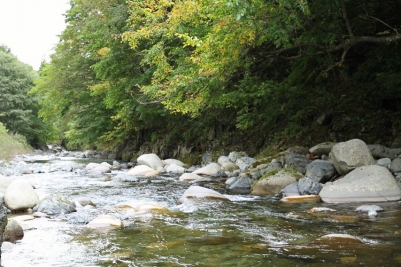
[[0, 45, 47, 145]]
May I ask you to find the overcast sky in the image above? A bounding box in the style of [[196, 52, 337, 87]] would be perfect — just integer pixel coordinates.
[[0, 0, 70, 70]]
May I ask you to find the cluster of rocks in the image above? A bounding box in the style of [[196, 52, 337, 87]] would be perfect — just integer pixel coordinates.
[[1, 138, 401, 247]]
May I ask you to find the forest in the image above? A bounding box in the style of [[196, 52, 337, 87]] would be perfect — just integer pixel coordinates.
[[2, 0, 401, 162]]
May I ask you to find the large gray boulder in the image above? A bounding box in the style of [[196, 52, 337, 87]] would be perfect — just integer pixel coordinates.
[[305, 160, 336, 183], [309, 142, 336, 156], [251, 169, 303, 196], [33, 195, 76, 215], [4, 179, 39, 211], [329, 139, 375, 175], [285, 153, 311, 174], [367, 144, 401, 159], [319, 165, 401, 203], [298, 177, 323, 195], [390, 158, 401, 173], [137, 153, 164, 170]]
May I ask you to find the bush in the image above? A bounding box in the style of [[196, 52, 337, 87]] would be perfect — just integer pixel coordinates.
[[0, 123, 31, 161]]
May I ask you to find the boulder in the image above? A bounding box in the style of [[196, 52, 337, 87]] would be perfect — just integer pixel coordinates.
[[279, 182, 300, 197], [86, 215, 123, 228], [235, 157, 256, 171], [319, 165, 401, 203], [179, 173, 205, 182], [390, 158, 401, 173], [85, 162, 111, 175], [163, 159, 185, 167], [309, 142, 336, 156], [251, 169, 303, 196], [298, 177, 323, 195], [137, 153, 164, 170], [227, 175, 253, 193], [3, 219, 24, 242], [217, 156, 231, 165], [305, 160, 336, 183], [33, 195, 76, 215], [285, 153, 311, 174], [228, 151, 248, 163], [126, 165, 160, 177], [376, 158, 391, 169], [329, 139, 375, 175], [221, 162, 239, 172], [193, 163, 221, 176], [4, 178, 39, 211], [165, 164, 185, 173], [178, 186, 229, 204], [367, 144, 401, 159], [134, 203, 169, 212]]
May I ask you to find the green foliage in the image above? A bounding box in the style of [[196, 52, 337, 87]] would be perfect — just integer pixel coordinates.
[[0, 122, 31, 161], [0, 45, 49, 146], [33, 0, 401, 155]]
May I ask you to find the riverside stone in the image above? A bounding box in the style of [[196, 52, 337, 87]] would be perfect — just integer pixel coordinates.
[[309, 142, 336, 156], [165, 163, 185, 173], [163, 159, 185, 167], [33, 195, 76, 215], [367, 144, 401, 159], [86, 215, 123, 228], [221, 162, 239, 172], [329, 139, 375, 175], [178, 186, 229, 204], [305, 160, 336, 183], [137, 153, 164, 170], [285, 153, 311, 174], [227, 175, 253, 192], [3, 219, 23, 242], [251, 169, 303, 196], [4, 178, 39, 211], [127, 165, 160, 177], [390, 158, 401, 173], [298, 177, 323, 195], [179, 173, 204, 182], [319, 165, 401, 203], [376, 158, 392, 168], [193, 163, 221, 176]]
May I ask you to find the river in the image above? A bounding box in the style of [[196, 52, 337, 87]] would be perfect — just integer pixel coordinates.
[[2, 153, 401, 266]]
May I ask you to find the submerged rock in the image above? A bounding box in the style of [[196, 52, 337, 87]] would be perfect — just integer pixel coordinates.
[[178, 186, 229, 204], [86, 214, 123, 228]]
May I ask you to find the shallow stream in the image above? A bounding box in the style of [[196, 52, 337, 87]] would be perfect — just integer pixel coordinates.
[[2, 155, 401, 266]]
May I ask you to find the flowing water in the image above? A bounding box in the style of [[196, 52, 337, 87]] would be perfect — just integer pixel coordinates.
[[2, 154, 401, 266]]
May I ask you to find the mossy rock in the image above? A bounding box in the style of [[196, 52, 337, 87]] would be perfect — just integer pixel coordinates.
[[251, 168, 304, 196]]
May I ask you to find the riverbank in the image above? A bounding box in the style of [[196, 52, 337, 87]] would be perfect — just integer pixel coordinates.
[[1, 138, 401, 266]]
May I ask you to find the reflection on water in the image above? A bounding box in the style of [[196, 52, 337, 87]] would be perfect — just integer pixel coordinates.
[[2, 156, 401, 266]]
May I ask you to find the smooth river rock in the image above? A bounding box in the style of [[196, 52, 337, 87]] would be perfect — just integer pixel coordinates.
[[137, 153, 164, 170], [319, 165, 401, 203], [251, 169, 302, 196], [4, 178, 39, 211], [178, 186, 229, 204], [329, 139, 375, 175], [126, 165, 160, 177], [193, 163, 221, 176]]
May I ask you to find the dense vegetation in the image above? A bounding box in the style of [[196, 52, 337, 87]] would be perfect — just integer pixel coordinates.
[[0, 122, 31, 161], [31, 0, 401, 161], [0, 45, 48, 147]]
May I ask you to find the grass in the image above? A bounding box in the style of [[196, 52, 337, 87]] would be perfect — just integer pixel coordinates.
[[0, 123, 31, 161]]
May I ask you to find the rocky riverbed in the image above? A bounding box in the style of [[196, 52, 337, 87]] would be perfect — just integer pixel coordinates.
[[1, 138, 401, 266]]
